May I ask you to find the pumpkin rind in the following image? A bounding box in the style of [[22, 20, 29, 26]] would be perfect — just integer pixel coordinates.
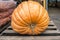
[[11, 1, 50, 35]]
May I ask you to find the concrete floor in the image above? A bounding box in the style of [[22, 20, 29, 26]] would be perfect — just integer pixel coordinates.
[[48, 7, 60, 30]]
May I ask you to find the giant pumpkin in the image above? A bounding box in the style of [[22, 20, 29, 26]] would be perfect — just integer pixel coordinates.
[[11, 1, 50, 35]]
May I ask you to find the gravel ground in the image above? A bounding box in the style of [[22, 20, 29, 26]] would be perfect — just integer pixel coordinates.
[[48, 7, 60, 30]]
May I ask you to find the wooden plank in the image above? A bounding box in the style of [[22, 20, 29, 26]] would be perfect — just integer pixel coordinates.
[[2, 30, 16, 33], [1, 30, 20, 36], [47, 26, 57, 30], [43, 30, 58, 33], [1, 36, 60, 40], [0, 22, 10, 33], [8, 26, 12, 28], [49, 21, 55, 26]]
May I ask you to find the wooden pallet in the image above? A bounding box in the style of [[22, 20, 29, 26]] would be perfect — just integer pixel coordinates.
[[0, 21, 60, 40], [0, 21, 60, 36]]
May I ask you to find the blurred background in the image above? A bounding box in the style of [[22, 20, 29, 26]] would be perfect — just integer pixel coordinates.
[[0, 0, 60, 30], [48, 0, 60, 30]]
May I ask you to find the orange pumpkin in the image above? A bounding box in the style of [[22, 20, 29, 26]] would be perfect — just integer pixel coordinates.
[[11, 1, 50, 35]]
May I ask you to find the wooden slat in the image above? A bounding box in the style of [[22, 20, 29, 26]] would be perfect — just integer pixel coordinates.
[[1, 36, 60, 40], [8, 26, 12, 28], [43, 30, 58, 33], [49, 21, 55, 26], [1, 30, 19, 36], [47, 26, 57, 30], [2, 30, 16, 33], [0, 22, 10, 33]]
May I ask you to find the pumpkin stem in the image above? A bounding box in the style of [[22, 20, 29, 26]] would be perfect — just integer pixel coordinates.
[[30, 23, 36, 34]]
